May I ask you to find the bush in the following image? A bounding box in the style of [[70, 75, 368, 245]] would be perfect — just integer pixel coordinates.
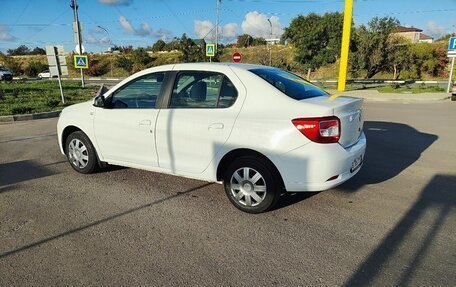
[[10, 103, 34, 115], [87, 60, 109, 76], [115, 56, 133, 72], [24, 61, 48, 77], [4, 57, 23, 76], [131, 47, 152, 66]]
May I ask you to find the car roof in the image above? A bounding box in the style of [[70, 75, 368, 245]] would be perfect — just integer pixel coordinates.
[[138, 62, 276, 76], [172, 62, 273, 71]]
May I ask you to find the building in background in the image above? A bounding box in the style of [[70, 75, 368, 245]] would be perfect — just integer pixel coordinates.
[[392, 26, 434, 43]]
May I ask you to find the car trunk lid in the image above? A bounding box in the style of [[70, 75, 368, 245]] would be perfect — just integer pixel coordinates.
[[301, 95, 364, 148]]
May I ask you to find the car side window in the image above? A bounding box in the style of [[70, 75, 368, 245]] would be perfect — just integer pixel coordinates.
[[109, 73, 165, 109], [169, 71, 238, 109]]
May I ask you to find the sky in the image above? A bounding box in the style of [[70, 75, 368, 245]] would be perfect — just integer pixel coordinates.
[[0, 0, 455, 53]]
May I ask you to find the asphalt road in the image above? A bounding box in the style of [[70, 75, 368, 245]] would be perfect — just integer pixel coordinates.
[[1, 101, 455, 286]]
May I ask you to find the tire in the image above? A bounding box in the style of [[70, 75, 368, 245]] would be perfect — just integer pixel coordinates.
[[65, 131, 98, 174], [223, 156, 282, 213], [452, 94, 456, 101]]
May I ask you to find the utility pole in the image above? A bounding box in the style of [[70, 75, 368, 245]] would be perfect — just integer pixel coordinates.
[[215, 0, 221, 53], [337, 0, 353, 91], [70, 0, 85, 87]]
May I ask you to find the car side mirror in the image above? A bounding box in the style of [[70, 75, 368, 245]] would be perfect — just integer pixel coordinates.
[[93, 95, 106, 108]]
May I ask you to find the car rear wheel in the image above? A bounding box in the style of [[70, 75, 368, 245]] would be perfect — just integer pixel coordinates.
[[65, 131, 98, 174], [223, 156, 282, 213]]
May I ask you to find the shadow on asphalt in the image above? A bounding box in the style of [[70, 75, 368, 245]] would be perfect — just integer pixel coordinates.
[[338, 121, 438, 192], [343, 174, 456, 286], [0, 160, 64, 188], [0, 182, 213, 260]]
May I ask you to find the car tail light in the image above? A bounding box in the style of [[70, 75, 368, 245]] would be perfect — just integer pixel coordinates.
[[292, 116, 341, 143]]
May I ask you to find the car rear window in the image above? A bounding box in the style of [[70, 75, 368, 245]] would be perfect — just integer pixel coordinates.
[[249, 68, 328, 100]]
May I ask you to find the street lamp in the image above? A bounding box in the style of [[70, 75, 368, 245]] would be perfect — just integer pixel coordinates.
[[267, 18, 272, 66], [97, 25, 114, 76]]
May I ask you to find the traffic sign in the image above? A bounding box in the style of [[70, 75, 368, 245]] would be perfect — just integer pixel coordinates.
[[232, 52, 242, 63], [45, 45, 68, 76], [75, 44, 85, 54], [206, 43, 215, 57], [448, 37, 456, 51], [74, 55, 88, 69]]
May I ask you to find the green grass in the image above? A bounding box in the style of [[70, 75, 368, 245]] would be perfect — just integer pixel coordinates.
[[0, 80, 98, 116], [377, 85, 445, 94]]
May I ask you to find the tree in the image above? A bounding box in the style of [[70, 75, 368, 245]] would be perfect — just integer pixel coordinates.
[[386, 37, 412, 79], [350, 17, 400, 78], [282, 12, 344, 71], [410, 42, 448, 78], [237, 34, 253, 48], [436, 33, 456, 42], [164, 37, 180, 51], [152, 39, 166, 52], [253, 37, 267, 46], [7, 45, 31, 56], [30, 47, 46, 55], [179, 34, 205, 62]]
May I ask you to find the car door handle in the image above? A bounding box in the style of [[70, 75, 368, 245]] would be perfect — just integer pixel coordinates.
[[139, 120, 152, 126], [208, 123, 224, 130]]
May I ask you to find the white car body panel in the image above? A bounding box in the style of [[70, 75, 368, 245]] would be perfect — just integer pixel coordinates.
[[57, 63, 366, 192]]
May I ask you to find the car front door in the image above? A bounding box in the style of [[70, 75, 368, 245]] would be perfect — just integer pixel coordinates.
[[93, 72, 167, 167], [155, 69, 243, 174]]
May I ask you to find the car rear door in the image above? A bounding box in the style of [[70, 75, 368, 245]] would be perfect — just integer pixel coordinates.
[[155, 66, 245, 174]]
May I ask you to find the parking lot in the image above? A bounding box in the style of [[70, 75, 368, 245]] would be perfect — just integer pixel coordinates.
[[0, 101, 455, 286]]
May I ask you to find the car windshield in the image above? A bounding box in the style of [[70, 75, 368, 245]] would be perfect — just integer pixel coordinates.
[[249, 68, 328, 100], [0, 67, 7, 71]]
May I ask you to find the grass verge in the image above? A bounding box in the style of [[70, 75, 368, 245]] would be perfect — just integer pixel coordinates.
[[0, 80, 98, 116], [377, 85, 445, 94]]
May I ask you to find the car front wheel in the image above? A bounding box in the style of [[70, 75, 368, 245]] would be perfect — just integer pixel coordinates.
[[65, 131, 98, 174], [223, 156, 282, 213]]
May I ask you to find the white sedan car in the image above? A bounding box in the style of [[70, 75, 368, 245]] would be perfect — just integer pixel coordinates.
[[38, 70, 52, 79], [57, 63, 366, 213]]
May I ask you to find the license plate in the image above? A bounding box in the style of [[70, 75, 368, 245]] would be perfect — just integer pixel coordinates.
[[350, 154, 363, 173]]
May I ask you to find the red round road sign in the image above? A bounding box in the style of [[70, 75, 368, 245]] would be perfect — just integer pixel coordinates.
[[232, 52, 242, 63]]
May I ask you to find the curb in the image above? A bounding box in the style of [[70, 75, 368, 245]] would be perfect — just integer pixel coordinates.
[[0, 111, 61, 124]]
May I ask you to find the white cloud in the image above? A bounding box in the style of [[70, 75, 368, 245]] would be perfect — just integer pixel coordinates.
[[119, 16, 134, 34], [194, 20, 238, 40], [118, 16, 171, 40], [0, 24, 16, 41], [425, 20, 446, 39], [223, 23, 238, 38], [86, 34, 110, 45], [241, 11, 283, 38], [98, 0, 132, 6]]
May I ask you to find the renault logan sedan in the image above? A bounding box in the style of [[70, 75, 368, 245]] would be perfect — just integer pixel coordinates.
[[57, 63, 366, 213]]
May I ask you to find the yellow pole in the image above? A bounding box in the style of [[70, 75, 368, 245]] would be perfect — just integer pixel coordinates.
[[337, 0, 353, 91]]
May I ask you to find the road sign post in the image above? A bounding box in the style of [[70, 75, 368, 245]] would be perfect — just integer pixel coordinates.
[[46, 45, 68, 104], [71, 0, 85, 87], [447, 37, 456, 93], [54, 47, 65, 104], [206, 43, 215, 62]]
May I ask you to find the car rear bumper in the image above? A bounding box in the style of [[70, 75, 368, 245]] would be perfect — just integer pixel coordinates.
[[273, 132, 366, 192]]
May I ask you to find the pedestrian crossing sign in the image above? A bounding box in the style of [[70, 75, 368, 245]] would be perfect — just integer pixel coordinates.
[[74, 55, 88, 69], [206, 43, 215, 57]]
